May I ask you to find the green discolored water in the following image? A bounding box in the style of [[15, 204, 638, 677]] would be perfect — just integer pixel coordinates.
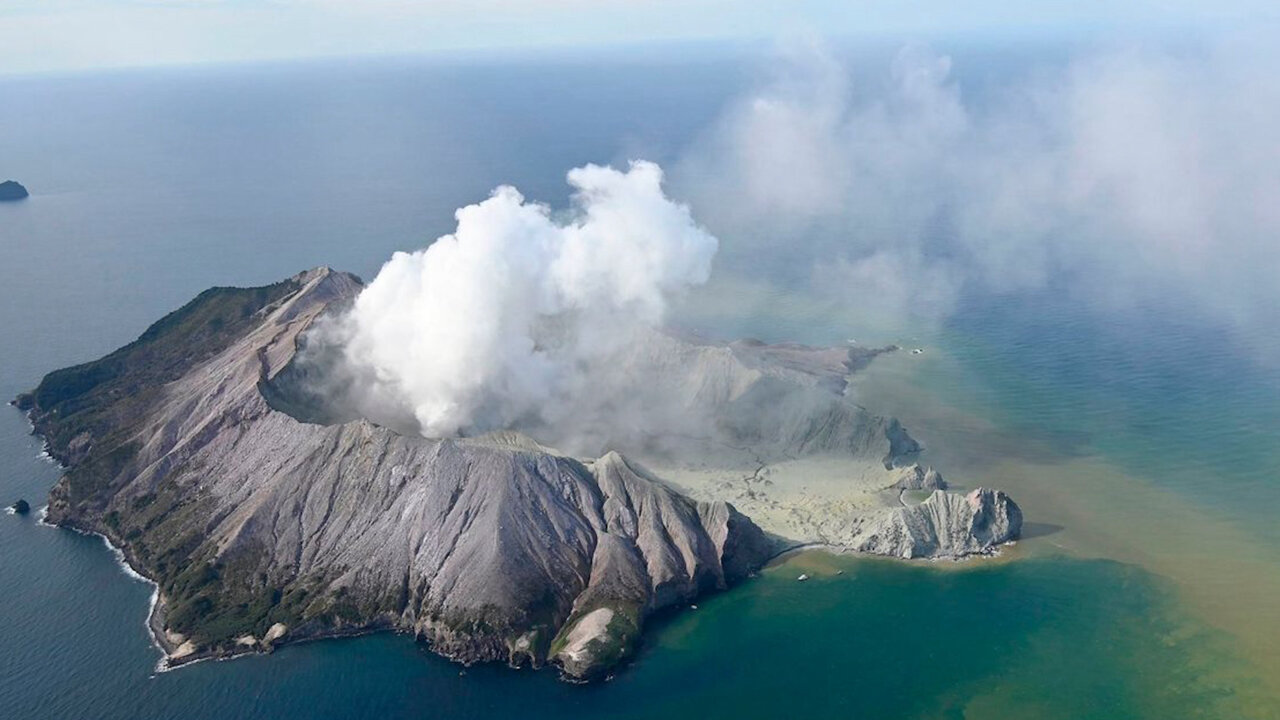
[[631, 553, 1260, 720]]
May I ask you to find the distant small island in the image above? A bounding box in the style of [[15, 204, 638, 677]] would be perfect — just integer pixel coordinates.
[[0, 180, 29, 201]]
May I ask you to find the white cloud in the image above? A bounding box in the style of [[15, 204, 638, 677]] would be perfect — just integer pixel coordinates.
[[5, 1, 1279, 75], [328, 160, 718, 437], [675, 32, 1280, 339]]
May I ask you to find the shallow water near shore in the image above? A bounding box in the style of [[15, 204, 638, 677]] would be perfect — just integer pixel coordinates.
[[3, 54, 1280, 719]]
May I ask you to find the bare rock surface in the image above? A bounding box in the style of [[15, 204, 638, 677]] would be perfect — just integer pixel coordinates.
[[892, 465, 947, 491], [849, 488, 1023, 558]]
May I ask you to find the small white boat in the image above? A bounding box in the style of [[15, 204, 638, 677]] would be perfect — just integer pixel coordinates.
[[797, 573, 810, 582]]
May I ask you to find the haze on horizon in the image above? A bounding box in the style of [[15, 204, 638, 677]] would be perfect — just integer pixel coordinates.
[[7, 0, 1280, 377], [2, 0, 1277, 76]]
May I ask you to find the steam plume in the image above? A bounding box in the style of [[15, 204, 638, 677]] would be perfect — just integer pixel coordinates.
[[676, 33, 1280, 343], [334, 160, 717, 438]]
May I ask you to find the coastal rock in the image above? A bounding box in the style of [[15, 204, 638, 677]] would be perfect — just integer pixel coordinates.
[[891, 465, 947, 491], [547, 451, 773, 678], [11, 499, 30, 515], [851, 488, 1022, 559], [262, 623, 288, 647], [170, 640, 198, 661], [554, 607, 617, 679], [0, 180, 28, 201]]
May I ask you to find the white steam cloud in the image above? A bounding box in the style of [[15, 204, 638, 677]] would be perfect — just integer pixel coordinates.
[[676, 33, 1280, 339], [335, 160, 717, 438]]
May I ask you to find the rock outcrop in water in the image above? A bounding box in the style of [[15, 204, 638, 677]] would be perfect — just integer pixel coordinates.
[[16, 267, 1020, 679], [851, 488, 1022, 558], [0, 180, 28, 201]]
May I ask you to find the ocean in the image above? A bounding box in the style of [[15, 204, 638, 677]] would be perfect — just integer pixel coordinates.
[[2, 48, 1279, 719]]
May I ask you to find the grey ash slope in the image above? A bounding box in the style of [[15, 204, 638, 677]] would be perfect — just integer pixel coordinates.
[[18, 267, 1020, 680], [19, 268, 771, 679]]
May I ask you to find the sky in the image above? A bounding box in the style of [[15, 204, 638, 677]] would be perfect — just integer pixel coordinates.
[[2, 0, 1278, 76]]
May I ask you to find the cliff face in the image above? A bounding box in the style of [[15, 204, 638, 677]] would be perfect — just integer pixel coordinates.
[[18, 266, 1020, 680], [850, 488, 1023, 558], [20, 268, 771, 680]]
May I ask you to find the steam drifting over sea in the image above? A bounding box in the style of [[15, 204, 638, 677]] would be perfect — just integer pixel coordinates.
[[676, 33, 1280, 350]]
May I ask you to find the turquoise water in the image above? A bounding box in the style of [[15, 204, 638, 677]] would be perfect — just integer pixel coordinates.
[[3, 53, 1279, 719]]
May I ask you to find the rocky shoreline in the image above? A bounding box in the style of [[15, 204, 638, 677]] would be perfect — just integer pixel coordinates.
[[21, 409, 427, 673]]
